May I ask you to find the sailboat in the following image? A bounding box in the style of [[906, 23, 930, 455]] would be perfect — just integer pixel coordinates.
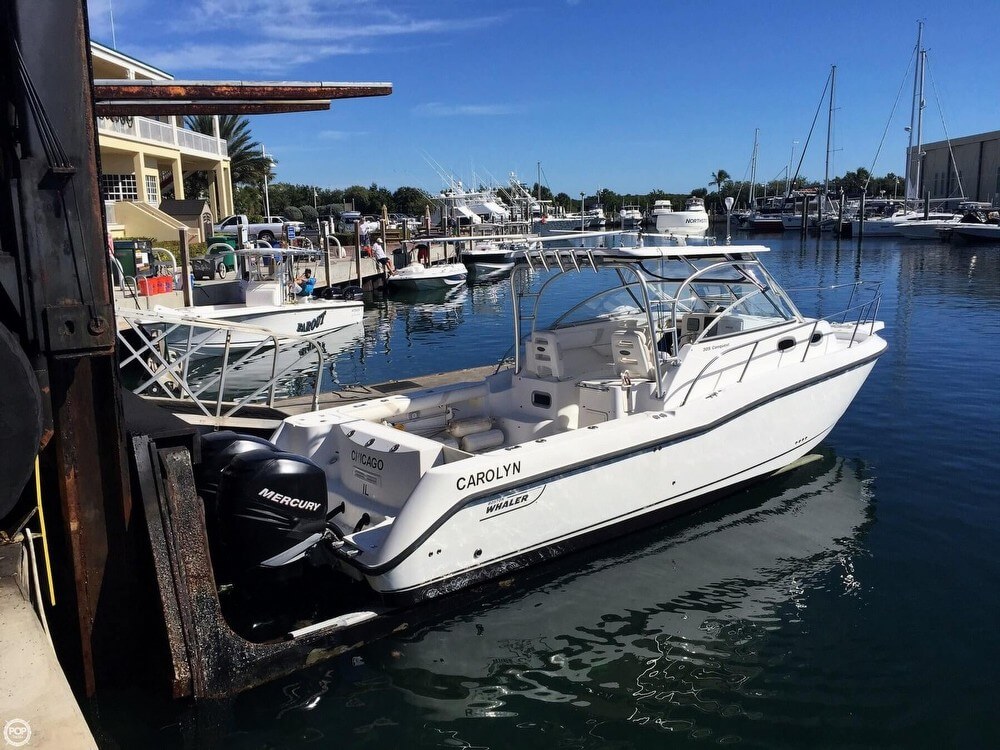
[[851, 22, 957, 237], [782, 65, 840, 231]]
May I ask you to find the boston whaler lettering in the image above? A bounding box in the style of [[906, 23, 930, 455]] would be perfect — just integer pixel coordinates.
[[198, 240, 885, 614]]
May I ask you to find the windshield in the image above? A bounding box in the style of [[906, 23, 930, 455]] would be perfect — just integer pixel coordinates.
[[528, 255, 798, 342]]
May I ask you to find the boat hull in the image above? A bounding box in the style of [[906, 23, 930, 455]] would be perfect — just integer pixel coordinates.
[[951, 224, 1000, 244], [156, 300, 364, 353], [387, 263, 468, 291], [314, 348, 882, 604]]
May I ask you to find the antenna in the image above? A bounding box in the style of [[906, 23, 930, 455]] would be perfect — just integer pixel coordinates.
[[109, 0, 118, 48]]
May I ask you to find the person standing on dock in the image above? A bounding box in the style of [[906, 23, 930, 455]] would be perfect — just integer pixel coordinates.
[[372, 238, 395, 275]]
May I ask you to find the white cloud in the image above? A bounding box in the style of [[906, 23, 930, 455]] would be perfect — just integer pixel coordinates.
[[318, 130, 367, 140], [117, 1, 505, 76], [413, 102, 521, 117]]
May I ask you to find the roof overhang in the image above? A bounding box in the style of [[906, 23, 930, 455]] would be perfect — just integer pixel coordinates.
[[93, 80, 392, 116]]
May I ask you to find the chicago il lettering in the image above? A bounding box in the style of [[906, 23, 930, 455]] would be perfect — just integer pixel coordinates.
[[257, 487, 322, 512], [297, 311, 327, 333], [351, 449, 384, 471], [456, 461, 521, 491]]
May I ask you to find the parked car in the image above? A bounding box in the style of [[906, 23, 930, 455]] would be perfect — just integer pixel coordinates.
[[213, 215, 306, 244]]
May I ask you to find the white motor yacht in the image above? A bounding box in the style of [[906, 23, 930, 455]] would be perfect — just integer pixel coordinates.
[[649, 196, 709, 237], [205, 242, 885, 606]]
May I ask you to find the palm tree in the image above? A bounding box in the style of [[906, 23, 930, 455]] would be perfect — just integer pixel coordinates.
[[710, 169, 731, 195], [185, 114, 273, 186], [176, 115, 273, 205]]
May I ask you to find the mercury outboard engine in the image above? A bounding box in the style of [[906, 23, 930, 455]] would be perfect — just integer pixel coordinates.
[[216, 448, 330, 576], [206, 445, 337, 638], [196, 431, 279, 529]]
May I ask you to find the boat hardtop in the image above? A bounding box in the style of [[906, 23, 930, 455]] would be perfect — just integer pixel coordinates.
[[208, 239, 886, 606]]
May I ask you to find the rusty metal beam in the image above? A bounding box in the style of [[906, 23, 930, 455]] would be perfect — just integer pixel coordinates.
[[95, 100, 332, 117], [3, 0, 135, 696], [94, 80, 392, 102]]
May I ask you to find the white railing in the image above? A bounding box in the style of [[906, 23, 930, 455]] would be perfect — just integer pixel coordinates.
[[97, 116, 228, 157], [116, 308, 325, 426]]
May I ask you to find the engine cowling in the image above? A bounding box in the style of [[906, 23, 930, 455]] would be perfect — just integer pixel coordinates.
[[216, 448, 328, 574]]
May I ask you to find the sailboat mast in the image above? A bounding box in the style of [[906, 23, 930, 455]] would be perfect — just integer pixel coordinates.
[[914, 47, 926, 204], [824, 65, 835, 208], [749, 128, 758, 208], [905, 20, 924, 203]]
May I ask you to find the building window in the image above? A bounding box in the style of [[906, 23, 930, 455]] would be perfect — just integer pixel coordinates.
[[100, 173, 138, 201], [145, 174, 159, 205]]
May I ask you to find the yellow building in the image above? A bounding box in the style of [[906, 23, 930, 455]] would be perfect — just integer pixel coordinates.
[[92, 41, 234, 241]]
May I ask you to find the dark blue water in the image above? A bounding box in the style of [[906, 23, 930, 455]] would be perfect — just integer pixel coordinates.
[[93, 232, 1000, 749]]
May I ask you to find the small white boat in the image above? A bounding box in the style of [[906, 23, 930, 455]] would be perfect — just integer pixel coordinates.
[[897, 216, 962, 240], [460, 238, 535, 275], [851, 209, 956, 237], [387, 261, 468, 291], [649, 196, 709, 237], [950, 222, 1000, 244], [153, 248, 363, 354], [197, 240, 886, 609]]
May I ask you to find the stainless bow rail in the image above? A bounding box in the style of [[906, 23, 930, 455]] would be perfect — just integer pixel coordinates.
[[117, 307, 327, 427]]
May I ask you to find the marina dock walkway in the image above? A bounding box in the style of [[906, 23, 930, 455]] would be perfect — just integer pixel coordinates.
[[0, 546, 97, 749]]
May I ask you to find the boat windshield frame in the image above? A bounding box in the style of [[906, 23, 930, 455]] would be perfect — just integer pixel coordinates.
[[511, 247, 801, 398]]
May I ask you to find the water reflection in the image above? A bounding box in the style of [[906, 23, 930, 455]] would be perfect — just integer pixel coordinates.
[[184, 322, 366, 401], [371, 451, 872, 727]]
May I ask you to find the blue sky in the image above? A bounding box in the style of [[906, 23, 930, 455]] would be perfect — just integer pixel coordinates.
[[88, 0, 999, 196]]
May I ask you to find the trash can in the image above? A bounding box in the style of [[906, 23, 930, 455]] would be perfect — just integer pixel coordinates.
[[191, 257, 215, 280], [113, 239, 152, 278], [208, 236, 238, 272]]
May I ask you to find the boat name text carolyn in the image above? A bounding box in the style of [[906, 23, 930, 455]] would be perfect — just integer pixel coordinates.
[[457, 461, 521, 491]]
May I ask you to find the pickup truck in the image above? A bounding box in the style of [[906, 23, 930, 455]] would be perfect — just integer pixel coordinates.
[[213, 215, 306, 244]]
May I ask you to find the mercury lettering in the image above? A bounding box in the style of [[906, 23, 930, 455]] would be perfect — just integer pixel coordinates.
[[257, 487, 323, 512], [456, 461, 521, 491]]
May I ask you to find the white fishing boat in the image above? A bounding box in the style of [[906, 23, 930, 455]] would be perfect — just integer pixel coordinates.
[[387, 260, 468, 291], [152, 248, 363, 354], [649, 196, 709, 237], [198, 241, 886, 608]]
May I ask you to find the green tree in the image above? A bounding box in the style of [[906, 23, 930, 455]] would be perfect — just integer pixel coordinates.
[[393, 186, 433, 217]]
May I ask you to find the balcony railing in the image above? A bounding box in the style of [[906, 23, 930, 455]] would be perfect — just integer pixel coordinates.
[[97, 116, 228, 158]]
